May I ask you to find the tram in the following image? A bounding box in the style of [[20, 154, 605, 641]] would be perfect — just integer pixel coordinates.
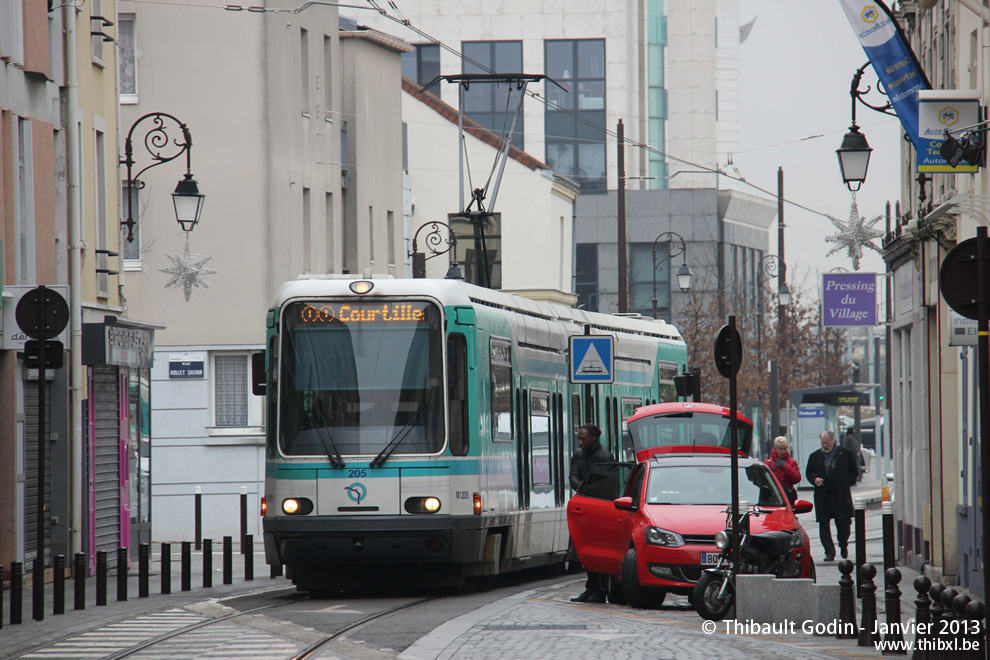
[[256, 276, 687, 591]]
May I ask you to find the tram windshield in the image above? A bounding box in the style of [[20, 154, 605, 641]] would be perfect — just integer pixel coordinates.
[[279, 299, 444, 457]]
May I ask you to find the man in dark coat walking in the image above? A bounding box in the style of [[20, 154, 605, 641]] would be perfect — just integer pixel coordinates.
[[569, 423, 613, 602], [805, 429, 860, 561]]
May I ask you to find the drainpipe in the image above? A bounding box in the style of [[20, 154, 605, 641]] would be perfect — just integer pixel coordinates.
[[64, 0, 84, 557]]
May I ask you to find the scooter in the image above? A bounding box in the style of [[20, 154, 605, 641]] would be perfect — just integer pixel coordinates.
[[692, 504, 806, 621]]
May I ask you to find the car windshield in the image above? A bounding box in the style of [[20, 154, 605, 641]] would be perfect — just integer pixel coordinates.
[[627, 411, 752, 455], [645, 462, 785, 507]]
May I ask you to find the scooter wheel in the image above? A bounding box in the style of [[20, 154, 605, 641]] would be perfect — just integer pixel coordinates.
[[692, 572, 733, 621]]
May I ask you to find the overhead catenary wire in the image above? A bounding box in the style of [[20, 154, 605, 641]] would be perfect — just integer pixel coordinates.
[[139, 0, 841, 220]]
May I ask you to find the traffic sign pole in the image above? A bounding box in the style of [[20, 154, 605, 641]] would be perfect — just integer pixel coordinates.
[[977, 227, 989, 654], [33, 290, 47, 622]]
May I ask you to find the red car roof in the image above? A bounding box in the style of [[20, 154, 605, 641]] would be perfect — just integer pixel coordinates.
[[626, 401, 754, 427]]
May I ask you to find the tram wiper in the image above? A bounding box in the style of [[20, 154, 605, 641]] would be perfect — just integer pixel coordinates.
[[312, 398, 345, 468], [370, 402, 428, 468]]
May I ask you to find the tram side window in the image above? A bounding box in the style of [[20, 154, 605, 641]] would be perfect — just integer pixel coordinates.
[[448, 333, 469, 456], [530, 391, 551, 489], [658, 362, 678, 403], [491, 339, 512, 442]]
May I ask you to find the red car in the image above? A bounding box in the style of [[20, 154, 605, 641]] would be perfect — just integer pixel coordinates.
[[568, 403, 814, 607]]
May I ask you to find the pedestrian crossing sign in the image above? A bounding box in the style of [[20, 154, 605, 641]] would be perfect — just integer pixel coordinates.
[[569, 335, 614, 384]]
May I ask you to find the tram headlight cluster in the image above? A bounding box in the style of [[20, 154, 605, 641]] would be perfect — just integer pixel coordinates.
[[405, 496, 442, 514], [281, 498, 314, 515]]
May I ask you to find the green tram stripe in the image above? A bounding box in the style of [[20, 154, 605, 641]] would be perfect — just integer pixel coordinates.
[[267, 458, 481, 479]]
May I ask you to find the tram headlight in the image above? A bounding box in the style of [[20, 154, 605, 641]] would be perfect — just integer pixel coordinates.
[[349, 280, 374, 294], [404, 496, 442, 514], [261, 496, 267, 517], [281, 498, 313, 515]]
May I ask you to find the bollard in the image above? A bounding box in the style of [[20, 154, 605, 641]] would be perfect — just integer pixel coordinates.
[[952, 593, 972, 657], [117, 547, 128, 602], [929, 583, 946, 624], [181, 541, 191, 592], [139, 544, 149, 598], [11, 561, 22, 625], [837, 559, 858, 639], [859, 563, 879, 647], [271, 563, 283, 579], [913, 575, 931, 660], [161, 543, 171, 595], [32, 558, 43, 621], [881, 501, 896, 576], [240, 486, 248, 555], [203, 539, 213, 588], [941, 588, 959, 628], [195, 486, 203, 551], [854, 497, 866, 598], [882, 567, 905, 654], [54, 555, 65, 615], [96, 551, 107, 606], [223, 536, 233, 585], [244, 535, 254, 581], [964, 600, 985, 660], [74, 553, 86, 611], [0, 563, 3, 629]]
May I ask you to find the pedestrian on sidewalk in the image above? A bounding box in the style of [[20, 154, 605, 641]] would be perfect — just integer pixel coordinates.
[[805, 429, 859, 562], [765, 436, 800, 504], [569, 423, 613, 603]]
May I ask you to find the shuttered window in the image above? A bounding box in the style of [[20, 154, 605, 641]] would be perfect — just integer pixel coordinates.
[[215, 354, 248, 427]]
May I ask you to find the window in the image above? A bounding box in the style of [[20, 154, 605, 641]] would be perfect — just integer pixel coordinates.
[[118, 14, 137, 102], [121, 182, 140, 263], [0, 0, 25, 64], [448, 334, 469, 456], [462, 41, 524, 148], [630, 242, 670, 319], [302, 187, 311, 272], [545, 39, 606, 193], [215, 354, 249, 427], [491, 339, 512, 442], [401, 43, 440, 87], [95, 127, 109, 297], [575, 243, 598, 312], [14, 118, 35, 284], [530, 391, 551, 488], [323, 35, 333, 117], [90, 0, 107, 64], [657, 362, 678, 403], [300, 28, 310, 115], [579, 462, 633, 499]]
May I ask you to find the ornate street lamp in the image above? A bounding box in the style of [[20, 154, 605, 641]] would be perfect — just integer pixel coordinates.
[[651, 231, 692, 319], [409, 221, 457, 278], [836, 63, 895, 192], [121, 112, 205, 243]]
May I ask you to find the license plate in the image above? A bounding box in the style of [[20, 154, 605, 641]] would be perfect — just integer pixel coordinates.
[[700, 552, 720, 566]]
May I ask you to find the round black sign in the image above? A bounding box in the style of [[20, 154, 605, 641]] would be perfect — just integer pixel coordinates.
[[714, 324, 743, 378], [939, 236, 987, 321], [15, 287, 69, 340]]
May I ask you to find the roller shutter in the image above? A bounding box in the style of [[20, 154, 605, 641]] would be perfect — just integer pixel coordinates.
[[92, 366, 120, 562]]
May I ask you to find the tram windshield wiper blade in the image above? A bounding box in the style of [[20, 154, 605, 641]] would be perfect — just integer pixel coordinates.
[[312, 399, 345, 468], [370, 403, 428, 468]]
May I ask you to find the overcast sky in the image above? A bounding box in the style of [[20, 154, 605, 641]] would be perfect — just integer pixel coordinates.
[[729, 0, 901, 299]]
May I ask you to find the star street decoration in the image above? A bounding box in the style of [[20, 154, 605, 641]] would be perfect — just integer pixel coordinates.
[[159, 236, 218, 301], [824, 195, 884, 271]]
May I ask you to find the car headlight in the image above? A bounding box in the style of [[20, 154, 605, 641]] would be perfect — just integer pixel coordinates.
[[644, 527, 685, 547], [714, 530, 730, 550]]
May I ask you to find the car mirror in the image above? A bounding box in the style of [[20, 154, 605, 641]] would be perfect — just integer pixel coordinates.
[[613, 496, 635, 511], [792, 499, 813, 514]]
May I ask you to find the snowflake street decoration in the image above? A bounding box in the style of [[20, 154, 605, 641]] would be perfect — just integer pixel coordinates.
[[824, 195, 884, 270], [159, 236, 218, 301]]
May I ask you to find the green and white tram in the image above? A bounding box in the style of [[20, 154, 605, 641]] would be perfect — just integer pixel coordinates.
[[257, 276, 687, 591]]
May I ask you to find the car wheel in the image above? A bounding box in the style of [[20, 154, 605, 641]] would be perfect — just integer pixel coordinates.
[[607, 575, 628, 605], [692, 572, 733, 621], [620, 548, 665, 608]]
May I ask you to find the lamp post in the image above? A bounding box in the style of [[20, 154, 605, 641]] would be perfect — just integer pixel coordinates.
[[755, 255, 791, 364], [121, 112, 205, 243], [836, 63, 895, 191], [650, 231, 693, 320], [409, 221, 456, 278]]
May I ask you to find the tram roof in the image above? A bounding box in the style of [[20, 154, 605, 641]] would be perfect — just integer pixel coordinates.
[[274, 276, 683, 342]]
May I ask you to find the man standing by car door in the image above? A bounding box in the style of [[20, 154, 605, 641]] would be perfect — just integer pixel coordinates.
[[806, 430, 860, 562], [569, 423, 613, 602]]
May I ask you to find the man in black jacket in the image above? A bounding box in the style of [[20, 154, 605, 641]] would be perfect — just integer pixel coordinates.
[[806, 429, 860, 561], [569, 423, 613, 602]]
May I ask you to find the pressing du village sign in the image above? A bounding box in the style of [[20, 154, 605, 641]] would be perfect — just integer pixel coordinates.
[[822, 272, 878, 327]]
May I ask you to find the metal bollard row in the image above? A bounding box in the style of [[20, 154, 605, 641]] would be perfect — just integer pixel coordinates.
[[858, 563, 878, 647], [5, 533, 281, 626]]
